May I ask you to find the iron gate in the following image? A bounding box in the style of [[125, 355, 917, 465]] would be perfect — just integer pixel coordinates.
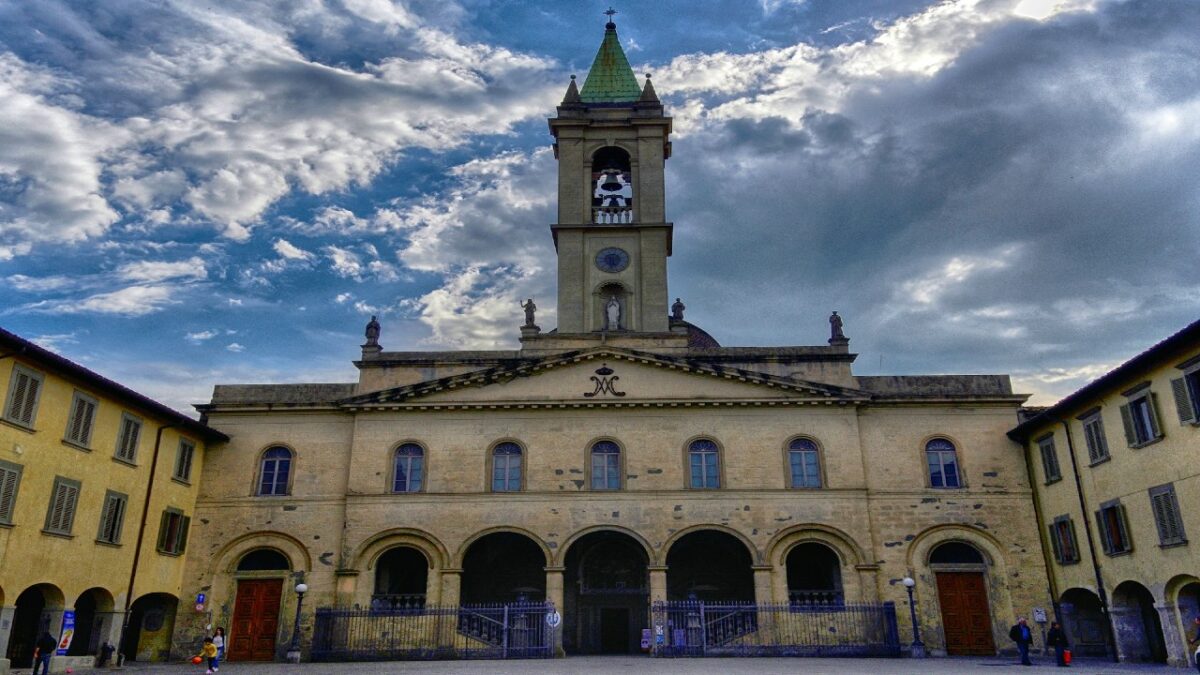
[[310, 602, 554, 661], [650, 600, 901, 657]]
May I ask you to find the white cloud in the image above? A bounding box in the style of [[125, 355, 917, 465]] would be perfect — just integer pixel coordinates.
[[335, 292, 353, 304], [273, 238, 315, 261], [895, 244, 1023, 308], [186, 330, 219, 343], [23, 284, 182, 317], [5, 274, 76, 292], [30, 332, 80, 351], [117, 257, 207, 283], [225, 342, 245, 352]]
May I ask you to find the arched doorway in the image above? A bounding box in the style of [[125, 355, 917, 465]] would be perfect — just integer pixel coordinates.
[[7, 584, 65, 667], [69, 587, 115, 657], [372, 546, 429, 610], [460, 532, 546, 604], [1177, 582, 1200, 666], [930, 541, 995, 655], [120, 593, 178, 662], [1059, 588, 1110, 657], [229, 548, 291, 661], [1112, 581, 1167, 663], [563, 530, 649, 654], [665, 530, 754, 601], [785, 542, 843, 606]]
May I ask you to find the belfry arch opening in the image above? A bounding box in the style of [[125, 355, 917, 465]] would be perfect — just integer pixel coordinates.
[[563, 530, 650, 655], [460, 532, 546, 604], [591, 146, 633, 223], [665, 530, 754, 602]]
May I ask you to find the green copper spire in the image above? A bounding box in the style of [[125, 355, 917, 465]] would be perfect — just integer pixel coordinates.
[[578, 17, 642, 104]]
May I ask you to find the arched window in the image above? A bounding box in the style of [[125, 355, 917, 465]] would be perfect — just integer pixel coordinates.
[[786, 542, 843, 606], [237, 548, 290, 571], [257, 446, 292, 496], [393, 443, 424, 493], [492, 442, 523, 492], [688, 439, 720, 489], [591, 440, 621, 490], [929, 541, 985, 565], [926, 438, 961, 488], [788, 438, 822, 488]]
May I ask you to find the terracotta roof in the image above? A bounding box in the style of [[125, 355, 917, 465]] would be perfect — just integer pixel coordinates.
[[0, 325, 228, 442]]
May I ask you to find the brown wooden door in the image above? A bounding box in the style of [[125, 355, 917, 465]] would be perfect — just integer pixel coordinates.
[[936, 572, 996, 655], [230, 579, 283, 661]]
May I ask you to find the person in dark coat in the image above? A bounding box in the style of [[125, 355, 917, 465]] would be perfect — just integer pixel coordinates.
[[1046, 620, 1069, 667], [1009, 617, 1035, 666], [32, 631, 57, 675], [1188, 615, 1200, 673]]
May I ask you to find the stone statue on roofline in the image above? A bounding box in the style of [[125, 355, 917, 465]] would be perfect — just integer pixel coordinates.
[[671, 297, 686, 322], [521, 298, 537, 327], [364, 315, 381, 346], [829, 311, 848, 345]]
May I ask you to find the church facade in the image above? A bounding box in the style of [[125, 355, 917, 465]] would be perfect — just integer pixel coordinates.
[[176, 20, 1052, 661]]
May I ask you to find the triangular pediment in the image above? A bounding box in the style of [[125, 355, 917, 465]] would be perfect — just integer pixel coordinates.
[[341, 348, 870, 409]]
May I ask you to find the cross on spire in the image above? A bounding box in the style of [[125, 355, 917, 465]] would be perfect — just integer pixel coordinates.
[[604, 7, 617, 28]]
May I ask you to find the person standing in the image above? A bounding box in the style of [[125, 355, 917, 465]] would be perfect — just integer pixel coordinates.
[[1188, 615, 1200, 673], [31, 631, 57, 675], [1046, 620, 1070, 667], [212, 627, 226, 661], [1010, 617, 1035, 666], [196, 636, 219, 674]]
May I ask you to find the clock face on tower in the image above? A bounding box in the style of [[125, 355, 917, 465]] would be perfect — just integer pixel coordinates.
[[595, 247, 630, 273]]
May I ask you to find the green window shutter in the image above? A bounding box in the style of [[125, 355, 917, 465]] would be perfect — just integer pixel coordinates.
[[20, 376, 40, 424], [1116, 504, 1132, 553], [1150, 491, 1171, 544], [1067, 520, 1080, 562], [1119, 403, 1136, 446], [177, 515, 191, 554], [1171, 377, 1196, 424], [0, 462, 21, 524], [61, 482, 79, 533], [156, 511, 170, 552], [6, 372, 29, 420], [98, 494, 116, 542], [1095, 510, 1112, 555], [1147, 394, 1163, 438], [1048, 524, 1063, 563]]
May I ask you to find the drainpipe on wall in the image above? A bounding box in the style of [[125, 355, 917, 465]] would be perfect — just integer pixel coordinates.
[[1057, 418, 1120, 663], [116, 422, 178, 666]]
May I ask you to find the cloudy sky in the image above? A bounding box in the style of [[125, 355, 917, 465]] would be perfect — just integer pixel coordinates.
[[1, 0, 1198, 415]]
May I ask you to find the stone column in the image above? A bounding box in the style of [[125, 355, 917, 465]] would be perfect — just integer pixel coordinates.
[[436, 569, 463, 656], [752, 565, 775, 605], [334, 570, 359, 609], [753, 565, 777, 647], [545, 567, 565, 657], [439, 569, 462, 608], [648, 566, 668, 604], [1158, 603, 1187, 668]]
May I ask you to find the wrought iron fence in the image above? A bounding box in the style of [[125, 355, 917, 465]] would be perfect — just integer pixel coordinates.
[[310, 602, 554, 661], [650, 600, 901, 657]]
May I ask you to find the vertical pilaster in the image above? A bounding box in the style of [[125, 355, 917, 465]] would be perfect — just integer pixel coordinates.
[[439, 569, 462, 608], [545, 567, 565, 656], [0, 606, 15, 666], [648, 566, 668, 604], [1157, 603, 1187, 667], [752, 566, 775, 605]]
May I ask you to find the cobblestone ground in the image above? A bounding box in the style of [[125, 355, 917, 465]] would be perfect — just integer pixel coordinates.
[[78, 655, 1186, 675]]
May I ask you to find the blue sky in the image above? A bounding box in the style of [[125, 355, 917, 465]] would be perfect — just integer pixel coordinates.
[[1, 0, 1198, 415]]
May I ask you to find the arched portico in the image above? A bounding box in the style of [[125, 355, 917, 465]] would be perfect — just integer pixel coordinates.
[[766, 524, 870, 604], [6, 584, 65, 668], [1167, 576, 1200, 667], [459, 530, 549, 605], [1059, 587, 1110, 657], [664, 529, 755, 602], [1111, 580, 1167, 663], [69, 587, 116, 657], [561, 528, 650, 654]]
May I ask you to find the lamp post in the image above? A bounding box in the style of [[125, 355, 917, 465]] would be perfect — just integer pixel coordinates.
[[902, 577, 926, 658], [286, 581, 308, 664]]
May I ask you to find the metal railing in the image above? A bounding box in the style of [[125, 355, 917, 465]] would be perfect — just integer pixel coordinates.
[[651, 600, 901, 658], [310, 602, 554, 661], [788, 589, 845, 607], [593, 206, 634, 223], [370, 594, 426, 612]]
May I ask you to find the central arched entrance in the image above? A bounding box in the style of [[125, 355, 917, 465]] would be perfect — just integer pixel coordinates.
[[563, 530, 649, 654], [460, 532, 546, 604]]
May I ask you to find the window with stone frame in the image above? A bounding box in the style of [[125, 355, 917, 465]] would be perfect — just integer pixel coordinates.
[[1119, 384, 1163, 447], [96, 490, 128, 545], [114, 413, 142, 463], [44, 476, 81, 535], [4, 364, 44, 428], [63, 390, 98, 448], [156, 508, 190, 555], [590, 440, 621, 490], [788, 438, 822, 488], [688, 439, 720, 489], [1148, 483, 1187, 547], [173, 439, 195, 482], [1036, 433, 1061, 483], [1095, 499, 1132, 556], [257, 446, 293, 496], [0, 459, 23, 526], [1048, 515, 1080, 565], [1079, 410, 1110, 464], [393, 443, 424, 493], [925, 438, 961, 488], [491, 442, 523, 492], [1170, 356, 1200, 426]]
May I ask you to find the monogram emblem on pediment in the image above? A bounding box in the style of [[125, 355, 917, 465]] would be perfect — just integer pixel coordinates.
[[583, 363, 626, 398]]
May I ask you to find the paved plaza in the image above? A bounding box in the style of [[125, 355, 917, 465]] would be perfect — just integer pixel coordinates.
[[88, 656, 1185, 675]]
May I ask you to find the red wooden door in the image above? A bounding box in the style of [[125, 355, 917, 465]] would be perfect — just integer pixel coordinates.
[[230, 579, 283, 661], [936, 572, 996, 655]]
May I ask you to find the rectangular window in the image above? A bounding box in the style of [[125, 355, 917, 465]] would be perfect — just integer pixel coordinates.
[[3, 364, 44, 428], [0, 459, 23, 525], [173, 439, 195, 482], [1048, 516, 1080, 565], [1095, 499, 1132, 556], [1037, 434, 1061, 482], [43, 476, 81, 535], [689, 451, 720, 488], [1120, 387, 1162, 446], [492, 454, 521, 492], [1149, 483, 1187, 547], [1081, 413, 1110, 464], [114, 413, 142, 463], [591, 452, 620, 490], [1171, 362, 1200, 425], [156, 508, 190, 555], [64, 391, 99, 448], [96, 490, 128, 544]]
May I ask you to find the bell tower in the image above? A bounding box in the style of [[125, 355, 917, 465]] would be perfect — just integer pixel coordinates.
[[548, 15, 672, 334]]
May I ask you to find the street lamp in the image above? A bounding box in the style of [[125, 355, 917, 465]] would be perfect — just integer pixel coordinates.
[[902, 577, 926, 658], [286, 581, 309, 664]]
